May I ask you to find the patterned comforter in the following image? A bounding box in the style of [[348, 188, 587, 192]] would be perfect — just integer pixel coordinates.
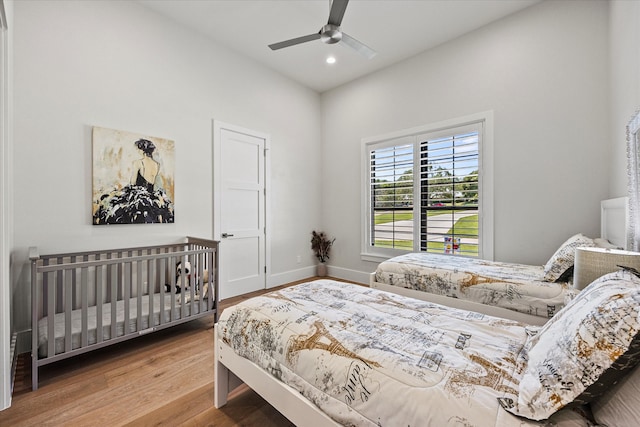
[[218, 280, 577, 426], [375, 253, 576, 319]]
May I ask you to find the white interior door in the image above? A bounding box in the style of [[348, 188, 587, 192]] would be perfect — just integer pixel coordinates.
[[213, 121, 268, 299]]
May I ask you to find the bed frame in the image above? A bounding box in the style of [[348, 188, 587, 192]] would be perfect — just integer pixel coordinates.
[[368, 197, 629, 326], [30, 236, 219, 391], [214, 324, 340, 426], [214, 198, 629, 423], [368, 274, 548, 325], [601, 196, 628, 249]]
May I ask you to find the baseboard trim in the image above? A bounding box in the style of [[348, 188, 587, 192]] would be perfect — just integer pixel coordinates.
[[268, 266, 315, 288], [268, 265, 370, 288], [326, 265, 370, 285]]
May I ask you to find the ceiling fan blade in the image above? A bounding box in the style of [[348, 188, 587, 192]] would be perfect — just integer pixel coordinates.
[[341, 32, 377, 59], [269, 33, 320, 51], [327, 0, 349, 27]]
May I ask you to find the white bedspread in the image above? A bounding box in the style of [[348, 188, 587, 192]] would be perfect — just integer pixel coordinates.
[[218, 280, 580, 426], [375, 253, 576, 319]]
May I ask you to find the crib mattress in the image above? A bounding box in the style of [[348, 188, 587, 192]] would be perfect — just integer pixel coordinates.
[[375, 252, 576, 319], [37, 293, 205, 358], [217, 279, 557, 426]]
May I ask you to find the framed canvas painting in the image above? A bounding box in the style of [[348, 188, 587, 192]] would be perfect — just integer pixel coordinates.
[[92, 126, 175, 225]]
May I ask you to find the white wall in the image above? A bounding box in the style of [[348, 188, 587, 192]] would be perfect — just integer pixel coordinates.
[[608, 0, 640, 197], [321, 0, 610, 281], [11, 0, 322, 333]]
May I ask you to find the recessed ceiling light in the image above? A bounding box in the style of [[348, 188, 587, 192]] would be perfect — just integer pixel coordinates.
[[326, 56, 336, 64]]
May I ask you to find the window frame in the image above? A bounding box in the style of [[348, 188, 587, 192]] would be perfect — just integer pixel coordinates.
[[361, 111, 494, 263]]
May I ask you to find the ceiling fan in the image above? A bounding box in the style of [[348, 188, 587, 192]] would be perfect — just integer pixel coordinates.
[[268, 0, 377, 59]]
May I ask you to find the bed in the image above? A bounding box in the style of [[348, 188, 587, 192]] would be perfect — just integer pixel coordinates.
[[215, 274, 640, 426], [368, 198, 628, 325], [30, 236, 219, 390]]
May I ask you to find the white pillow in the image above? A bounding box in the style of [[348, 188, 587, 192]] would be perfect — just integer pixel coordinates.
[[500, 270, 640, 420], [543, 233, 595, 282]]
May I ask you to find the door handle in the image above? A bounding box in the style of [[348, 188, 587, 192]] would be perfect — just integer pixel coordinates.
[[221, 233, 234, 238]]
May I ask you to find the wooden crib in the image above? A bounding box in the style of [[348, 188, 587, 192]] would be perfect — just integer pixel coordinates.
[[29, 236, 219, 390]]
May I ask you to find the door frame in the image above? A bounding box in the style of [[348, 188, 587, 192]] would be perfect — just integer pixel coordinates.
[[0, 0, 11, 410], [212, 120, 271, 296]]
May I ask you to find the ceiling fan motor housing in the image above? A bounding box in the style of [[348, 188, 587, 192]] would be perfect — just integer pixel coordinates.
[[320, 24, 342, 44]]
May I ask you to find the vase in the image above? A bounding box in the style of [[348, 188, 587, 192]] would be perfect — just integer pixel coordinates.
[[316, 263, 327, 277]]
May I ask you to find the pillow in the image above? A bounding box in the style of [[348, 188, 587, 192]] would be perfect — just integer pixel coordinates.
[[543, 234, 596, 282], [591, 362, 640, 427], [499, 270, 640, 421]]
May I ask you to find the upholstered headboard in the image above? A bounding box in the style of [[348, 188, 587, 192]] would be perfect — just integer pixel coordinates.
[[601, 197, 629, 249]]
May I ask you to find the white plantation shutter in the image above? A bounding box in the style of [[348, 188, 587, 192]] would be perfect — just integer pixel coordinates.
[[419, 124, 481, 256], [364, 118, 486, 259], [369, 143, 414, 250]]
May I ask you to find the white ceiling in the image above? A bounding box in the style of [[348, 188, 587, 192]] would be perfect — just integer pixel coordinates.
[[138, 0, 541, 93]]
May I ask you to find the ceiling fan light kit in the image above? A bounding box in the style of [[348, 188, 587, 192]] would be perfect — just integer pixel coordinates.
[[268, 0, 377, 59]]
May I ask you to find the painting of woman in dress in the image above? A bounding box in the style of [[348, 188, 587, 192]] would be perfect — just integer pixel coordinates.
[[92, 127, 175, 225]]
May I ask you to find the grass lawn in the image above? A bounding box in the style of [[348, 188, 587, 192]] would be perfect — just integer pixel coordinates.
[[374, 213, 479, 256], [374, 210, 477, 225], [376, 240, 478, 255], [374, 239, 413, 250], [374, 212, 413, 224], [449, 214, 478, 237]]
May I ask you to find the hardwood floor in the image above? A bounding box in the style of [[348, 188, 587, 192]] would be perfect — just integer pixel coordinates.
[[1, 277, 361, 426]]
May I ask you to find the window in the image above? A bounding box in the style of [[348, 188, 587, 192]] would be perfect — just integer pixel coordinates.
[[362, 113, 493, 261]]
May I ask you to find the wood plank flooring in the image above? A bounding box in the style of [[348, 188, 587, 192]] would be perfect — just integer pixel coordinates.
[[1, 277, 361, 426]]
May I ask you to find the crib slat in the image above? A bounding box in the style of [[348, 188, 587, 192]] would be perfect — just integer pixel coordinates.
[[123, 257, 131, 335], [196, 250, 203, 313], [42, 258, 49, 317], [180, 254, 187, 319], [64, 269, 73, 353], [81, 257, 89, 349], [199, 249, 206, 312], [96, 257, 103, 345], [106, 252, 112, 303], [206, 248, 212, 311], [55, 258, 64, 313], [116, 251, 123, 302], [159, 256, 166, 325], [189, 253, 196, 315], [31, 252, 39, 391], [208, 244, 220, 316], [56, 257, 64, 314], [174, 254, 181, 317], [47, 272, 56, 358], [110, 263, 117, 340], [169, 255, 176, 322], [212, 248, 218, 314], [147, 251, 154, 329], [136, 255, 143, 332], [203, 249, 209, 312]]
